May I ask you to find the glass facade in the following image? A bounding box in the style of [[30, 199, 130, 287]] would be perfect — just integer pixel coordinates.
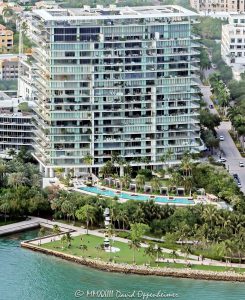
[[30, 6, 200, 171]]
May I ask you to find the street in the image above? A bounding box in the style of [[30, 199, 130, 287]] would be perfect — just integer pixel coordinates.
[[200, 85, 245, 194]]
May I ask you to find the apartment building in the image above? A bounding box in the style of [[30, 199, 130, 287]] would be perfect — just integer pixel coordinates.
[[0, 55, 18, 80], [190, 0, 245, 13], [0, 92, 33, 153], [27, 5, 200, 177], [221, 13, 245, 65], [0, 24, 13, 53]]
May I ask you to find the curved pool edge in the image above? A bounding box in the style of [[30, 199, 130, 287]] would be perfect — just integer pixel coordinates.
[[75, 186, 196, 206]]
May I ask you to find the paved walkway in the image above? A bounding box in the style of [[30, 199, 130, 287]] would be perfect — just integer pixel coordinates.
[[157, 258, 245, 269], [0, 219, 40, 236], [28, 217, 240, 268], [4, 217, 244, 269]]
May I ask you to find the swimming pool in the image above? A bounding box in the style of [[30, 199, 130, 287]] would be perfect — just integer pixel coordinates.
[[79, 186, 195, 205]]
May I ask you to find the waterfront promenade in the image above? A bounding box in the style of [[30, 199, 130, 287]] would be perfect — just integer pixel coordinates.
[[2, 217, 245, 270]]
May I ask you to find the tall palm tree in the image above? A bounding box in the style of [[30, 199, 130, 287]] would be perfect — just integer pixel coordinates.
[[0, 200, 10, 223], [144, 243, 155, 264], [150, 177, 161, 194], [83, 154, 93, 176], [2, 7, 14, 19], [135, 174, 146, 192], [128, 239, 141, 264], [75, 204, 97, 234]]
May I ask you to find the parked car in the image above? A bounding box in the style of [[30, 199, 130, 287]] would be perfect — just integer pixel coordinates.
[[237, 181, 242, 187], [239, 162, 244, 167], [209, 104, 214, 109], [217, 158, 226, 163], [233, 173, 239, 179], [219, 136, 225, 141]]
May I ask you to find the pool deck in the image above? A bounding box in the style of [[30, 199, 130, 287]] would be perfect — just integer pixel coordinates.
[[74, 184, 196, 206]]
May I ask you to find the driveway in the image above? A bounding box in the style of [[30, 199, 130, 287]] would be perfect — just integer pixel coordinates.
[[200, 85, 245, 194]]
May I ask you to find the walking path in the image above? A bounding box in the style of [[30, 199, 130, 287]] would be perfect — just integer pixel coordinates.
[[2, 217, 245, 269], [21, 217, 244, 268]]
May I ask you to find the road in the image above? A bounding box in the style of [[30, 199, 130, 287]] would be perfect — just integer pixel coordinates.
[[200, 85, 245, 194]]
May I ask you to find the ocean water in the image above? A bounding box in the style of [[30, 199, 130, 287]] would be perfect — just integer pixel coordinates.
[[0, 230, 244, 300]]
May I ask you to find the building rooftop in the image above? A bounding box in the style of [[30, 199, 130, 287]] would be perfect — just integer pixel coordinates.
[[33, 5, 197, 21]]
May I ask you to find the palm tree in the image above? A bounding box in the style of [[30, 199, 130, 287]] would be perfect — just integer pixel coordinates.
[[83, 154, 93, 176], [60, 235, 67, 248], [7, 172, 27, 188], [150, 177, 161, 194], [80, 244, 88, 256], [121, 174, 131, 190], [128, 239, 141, 264], [0, 200, 10, 223], [154, 245, 163, 266], [135, 174, 146, 192], [65, 232, 73, 248], [75, 205, 97, 234], [144, 243, 155, 264], [52, 224, 61, 241], [2, 7, 14, 19], [61, 200, 76, 223], [118, 209, 128, 230], [38, 227, 46, 245]]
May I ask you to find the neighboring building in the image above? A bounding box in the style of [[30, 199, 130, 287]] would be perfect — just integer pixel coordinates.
[[0, 55, 18, 80], [0, 92, 33, 153], [27, 5, 200, 177], [221, 13, 245, 65], [34, 1, 60, 9], [190, 0, 245, 13], [18, 55, 35, 101], [0, 24, 13, 53]]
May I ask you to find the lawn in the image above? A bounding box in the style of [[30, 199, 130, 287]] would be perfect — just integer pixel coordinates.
[[43, 234, 181, 265], [41, 234, 245, 273]]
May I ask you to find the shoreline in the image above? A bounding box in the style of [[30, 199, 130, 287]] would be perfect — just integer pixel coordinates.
[[21, 241, 245, 283]]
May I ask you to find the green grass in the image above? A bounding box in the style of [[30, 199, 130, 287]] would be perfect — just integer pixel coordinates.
[[43, 234, 184, 264], [41, 235, 245, 273]]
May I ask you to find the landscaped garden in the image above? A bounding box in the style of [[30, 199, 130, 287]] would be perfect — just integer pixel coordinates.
[[41, 233, 245, 274]]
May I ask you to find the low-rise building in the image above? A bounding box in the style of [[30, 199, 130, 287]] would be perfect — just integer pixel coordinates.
[[0, 24, 13, 53], [221, 14, 245, 66], [0, 92, 33, 153], [190, 0, 245, 13], [0, 55, 18, 80]]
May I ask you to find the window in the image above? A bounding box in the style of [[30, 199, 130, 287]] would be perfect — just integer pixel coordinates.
[[237, 38, 242, 43], [231, 38, 235, 43]]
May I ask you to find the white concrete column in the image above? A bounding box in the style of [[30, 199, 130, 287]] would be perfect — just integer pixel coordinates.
[[120, 166, 124, 177], [39, 164, 44, 173], [44, 167, 49, 177], [50, 168, 54, 178]]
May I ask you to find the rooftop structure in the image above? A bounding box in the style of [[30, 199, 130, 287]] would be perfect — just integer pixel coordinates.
[[24, 5, 200, 177]]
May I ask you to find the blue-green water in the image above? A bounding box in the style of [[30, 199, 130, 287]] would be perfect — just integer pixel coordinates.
[[0, 230, 245, 300]]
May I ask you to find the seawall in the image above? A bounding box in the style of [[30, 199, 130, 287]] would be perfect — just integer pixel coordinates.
[[21, 242, 245, 282]]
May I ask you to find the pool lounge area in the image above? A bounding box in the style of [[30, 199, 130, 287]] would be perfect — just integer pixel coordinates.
[[79, 186, 195, 205]]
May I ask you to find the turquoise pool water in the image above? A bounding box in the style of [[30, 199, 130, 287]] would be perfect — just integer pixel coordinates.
[[79, 186, 194, 205]]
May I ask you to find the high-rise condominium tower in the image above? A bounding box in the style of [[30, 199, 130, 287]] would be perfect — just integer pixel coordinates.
[[29, 5, 200, 177]]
